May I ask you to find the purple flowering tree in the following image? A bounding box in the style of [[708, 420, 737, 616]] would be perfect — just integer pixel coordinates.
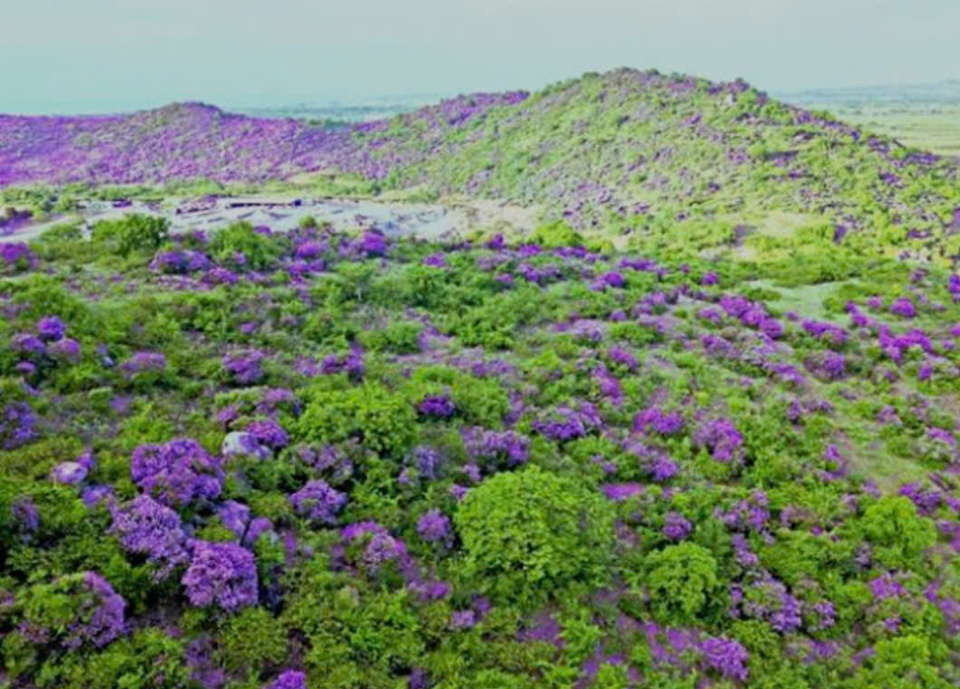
[[182, 540, 259, 611], [130, 438, 224, 506]]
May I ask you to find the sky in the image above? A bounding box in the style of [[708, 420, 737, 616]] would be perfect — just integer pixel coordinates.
[[2, 0, 959, 114]]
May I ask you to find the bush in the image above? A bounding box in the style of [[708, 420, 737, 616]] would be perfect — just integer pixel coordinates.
[[299, 382, 418, 457], [207, 222, 282, 271], [639, 542, 722, 625], [454, 465, 614, 605], [859, 496, 937, 571], [91, 214, 169, 257]]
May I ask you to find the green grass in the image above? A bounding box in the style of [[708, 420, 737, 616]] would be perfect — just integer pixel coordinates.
[[825, 105, 960, 157]]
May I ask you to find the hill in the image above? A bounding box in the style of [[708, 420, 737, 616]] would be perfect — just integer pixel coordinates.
[[3, 69, 959, 261], [4, 70, 960, 688]]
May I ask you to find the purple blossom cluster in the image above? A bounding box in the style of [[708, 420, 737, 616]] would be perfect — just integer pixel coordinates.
[[218, 500, 274, 547], [418, 394, 457, 419], [1, 242, 35, 270], [533, 402, 601, 441], [289, 480, 348, 524], [341, 521, 410, 574], [461, 427, 529, 467], [700, 636, 749, 681], [110, 495, 190, 579], [695, 418, 744, 462], [732, 576, 802, 633], [1, 402, 38, 450], [246, 419, 290, 449], [150, 250, 211, 274], [263, 671, 307, 689], [634, 406, 685, 436], [222, 351, 265, 384], [71, 572, 127, 649], [130, 438, 223, 506], [417, 509, 453, 546], [182, 540, 259, 611], [121, 351, 168, 375], [320, 345, 365, 380]]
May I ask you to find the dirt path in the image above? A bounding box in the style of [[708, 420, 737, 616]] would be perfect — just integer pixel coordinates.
[[1, 195, 538, 244]]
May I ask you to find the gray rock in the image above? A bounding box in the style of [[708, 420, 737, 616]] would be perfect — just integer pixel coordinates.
[[221, 431, 270, 460]]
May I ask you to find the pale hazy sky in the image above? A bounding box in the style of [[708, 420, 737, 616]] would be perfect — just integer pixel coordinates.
[[2, 0, 958, 114]]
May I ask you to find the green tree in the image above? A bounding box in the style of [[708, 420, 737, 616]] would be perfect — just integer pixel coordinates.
[[639, 542, 722, 625], [454, 465, 614, 605], [860, 497, 937, 571]]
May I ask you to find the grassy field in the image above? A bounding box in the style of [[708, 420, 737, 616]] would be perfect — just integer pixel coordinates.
[[835, 106, 960, 157], [781, 80, 960, 157]]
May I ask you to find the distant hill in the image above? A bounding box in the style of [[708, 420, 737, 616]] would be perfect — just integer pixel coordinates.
[[2, 68, 959, 258]]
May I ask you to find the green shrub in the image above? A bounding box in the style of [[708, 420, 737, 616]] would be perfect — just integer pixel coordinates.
[[454, 465, 614, 605], [91, 214, 169, 257], [859, 496, 937, 571], [638, 542, 722, 625], [207, 221, 282, 271], [299, 382, 418, 457]]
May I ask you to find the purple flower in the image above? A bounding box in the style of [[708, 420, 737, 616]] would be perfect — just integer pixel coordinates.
[[602, 483, 643, 501], [130, 438, 223, 506], [222, 351, 265, 384], [821, 352, 846, 380], [121, 351, 167, 375], [928, 427, 956, 447], [418, 394, 456, 419], [533, 403, 600, 442], [111, 495, 190, 579], [760, 318, 784, 339], [359, 230, 387, 257], [36, 316, 66, 341], [72, 573, 127, 649], [461, 427, 529, 467], [600, 271, 624, 288], [648, 455, 679, 482], [294, 241, 324, 260], [182, 540, 258, 611], [869, 573, 905, 601], [1, 242, 35, 269], [1, 402, 38, 450], [594, 365, 623, 406], [662, 512, 692, 541], [82, 484, 115, 509], [246, 419, 289, 449], [263, 671, 307, 689], [150, 250, 210, 274], [289, 480, 348, 524], [343, 524, 408, 574], [423, 252, 447, 268], [449, 610, 477, 630], [608, 346, 638, 371], [809, 601, 836, 631], [695, 418, 743, 462], [486, 234, 505, 250], [12, 333, 45, 356], [417, 510, 452, 545], [700, 637, 749, 681], [12, 496, 39, 532], [408, 668, 430, 689], [47, 337, 81, 362], [634, 406, 684, 436], [890, 297, 916, 318]]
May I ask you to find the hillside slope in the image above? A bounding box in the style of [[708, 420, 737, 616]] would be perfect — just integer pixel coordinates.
[[3, 69, 959, 259]]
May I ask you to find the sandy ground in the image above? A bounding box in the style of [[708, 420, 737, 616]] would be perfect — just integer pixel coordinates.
[[1, 196, 539, 245]]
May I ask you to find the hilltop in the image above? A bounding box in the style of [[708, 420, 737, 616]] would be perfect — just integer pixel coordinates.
[[2, 68, 960, 261]]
